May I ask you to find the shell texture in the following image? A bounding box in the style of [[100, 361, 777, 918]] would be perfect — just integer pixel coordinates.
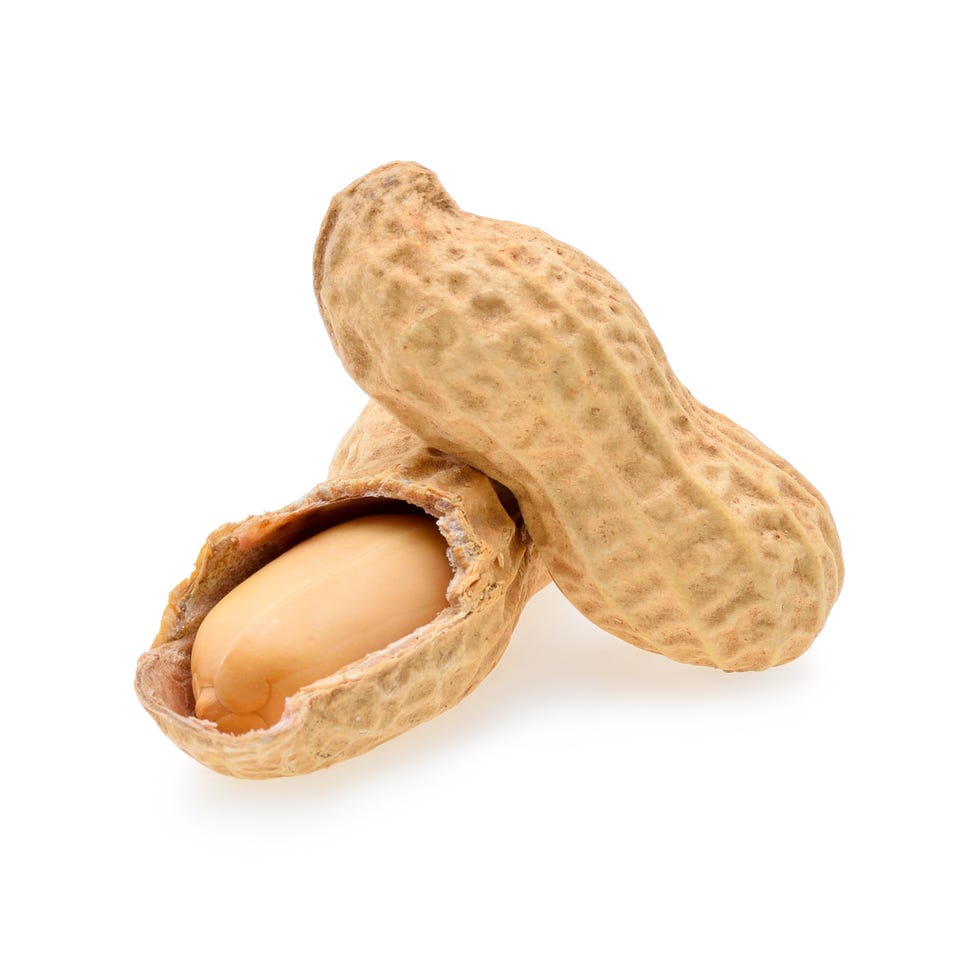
[[135, 401, 548, 778], [314, 162, 844, 671]]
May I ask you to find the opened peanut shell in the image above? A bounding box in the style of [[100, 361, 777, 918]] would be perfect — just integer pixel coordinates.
[[135, 400, 548, 778]]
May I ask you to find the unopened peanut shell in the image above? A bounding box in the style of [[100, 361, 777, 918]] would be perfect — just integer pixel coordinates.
[[314, 162, 843, 671]]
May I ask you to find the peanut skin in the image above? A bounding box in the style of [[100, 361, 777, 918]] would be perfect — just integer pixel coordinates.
[[190, 514, 453, 733], [314, 162, 843, 671]]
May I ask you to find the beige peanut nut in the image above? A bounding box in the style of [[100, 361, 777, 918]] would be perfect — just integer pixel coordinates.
[[134, 400, 549, 778], [190, 513, 453, 734], [314, 162, 844, 672]]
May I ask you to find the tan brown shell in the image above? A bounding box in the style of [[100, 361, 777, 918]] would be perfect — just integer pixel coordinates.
[[134, 400, 548, 778], [314, 162, 843, 671]]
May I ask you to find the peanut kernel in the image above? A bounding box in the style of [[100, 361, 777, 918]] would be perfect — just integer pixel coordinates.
[[191, 513, 452, 734]]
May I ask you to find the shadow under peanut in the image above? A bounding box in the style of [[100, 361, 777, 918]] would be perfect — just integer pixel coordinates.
[[476, 584, 816, 707]]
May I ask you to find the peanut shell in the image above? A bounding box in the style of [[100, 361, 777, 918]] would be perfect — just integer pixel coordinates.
[[314, 162, 843, 671], [135, 400, 548, 778]]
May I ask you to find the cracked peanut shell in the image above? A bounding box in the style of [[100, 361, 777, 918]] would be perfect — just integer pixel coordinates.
[[134, 400, 549, 778]]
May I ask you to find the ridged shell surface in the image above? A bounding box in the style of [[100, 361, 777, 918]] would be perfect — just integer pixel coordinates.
[[315, 162, 843, 671]]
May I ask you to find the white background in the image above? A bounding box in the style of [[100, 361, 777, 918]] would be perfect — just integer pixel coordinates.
[[3, 1, 977, 977]]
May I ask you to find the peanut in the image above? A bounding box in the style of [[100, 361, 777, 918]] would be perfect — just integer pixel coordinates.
[[135, 401, 549, 778], [190, 514, 452, 734], [314, 162, 843, 671]]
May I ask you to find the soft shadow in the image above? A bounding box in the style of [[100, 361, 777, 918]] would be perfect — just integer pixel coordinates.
[[465, 584, 816, 718], [180, 730, 449, 805]]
